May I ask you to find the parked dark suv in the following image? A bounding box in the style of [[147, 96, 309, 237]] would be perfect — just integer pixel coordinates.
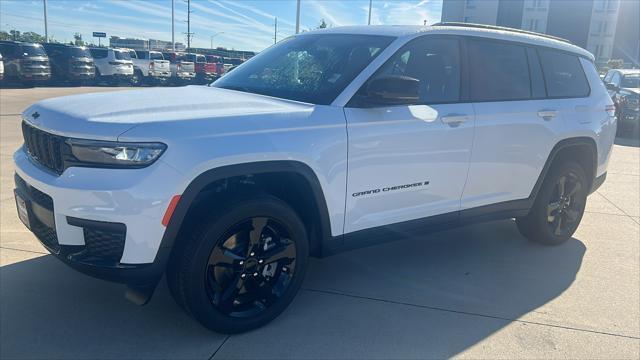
[[42, 43, 94, 84], [604, 69, 640, 137], [0, 41, 51, 85]]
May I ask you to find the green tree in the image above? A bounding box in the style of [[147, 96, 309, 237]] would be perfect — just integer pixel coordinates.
[[317, 19, 328, 29], [607, 59, 624, 70], [19, 31, 46, 43]]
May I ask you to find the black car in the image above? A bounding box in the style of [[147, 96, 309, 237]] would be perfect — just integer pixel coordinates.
[[42, 43, 94, 84], [0, 41, 51, 85], [604, 69, 640, 137]]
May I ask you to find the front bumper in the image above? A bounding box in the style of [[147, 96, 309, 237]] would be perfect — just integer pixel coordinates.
[[177, 71, 196, 79], [149, 70, 171, 78], [13, 147, 186, 283]]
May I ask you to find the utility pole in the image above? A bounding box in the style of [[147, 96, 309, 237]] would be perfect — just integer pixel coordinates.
[[274, 17, 277, 44], [171, 0, 175, 51], [295, 0, 301, 34], [43, 0, 48, 42], [368, 0, 372, 25], [187, 0, 191, 50]]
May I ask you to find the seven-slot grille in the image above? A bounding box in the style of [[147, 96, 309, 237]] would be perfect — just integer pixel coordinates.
[[22, 121, 67, 175]]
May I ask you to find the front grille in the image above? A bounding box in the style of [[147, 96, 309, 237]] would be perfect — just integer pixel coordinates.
[[22, 121, 68, 175]]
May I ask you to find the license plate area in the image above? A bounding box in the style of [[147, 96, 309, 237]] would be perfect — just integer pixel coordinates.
[[14, 191, 31, 229]]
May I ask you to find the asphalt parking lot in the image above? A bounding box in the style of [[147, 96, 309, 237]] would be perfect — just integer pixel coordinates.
[[1, 87, 638, 359]]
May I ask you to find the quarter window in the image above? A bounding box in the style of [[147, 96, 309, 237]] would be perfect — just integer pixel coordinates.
[[537, 49, 590, 97], [468, 39, 531, 101]]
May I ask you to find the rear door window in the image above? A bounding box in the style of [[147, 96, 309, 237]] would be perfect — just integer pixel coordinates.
[[537, 48, 590, 98], [467, 39, 531, 101]]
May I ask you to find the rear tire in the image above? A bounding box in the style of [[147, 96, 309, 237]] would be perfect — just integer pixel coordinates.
[[167, 195, 308, 333], [516, 162, 588, 245]]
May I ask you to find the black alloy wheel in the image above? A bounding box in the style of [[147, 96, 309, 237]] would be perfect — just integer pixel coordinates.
[[545, 171, 583, 237], [205, 217, 297, 318], [516, 162, 588, 245], [167, 195, 308, 333]]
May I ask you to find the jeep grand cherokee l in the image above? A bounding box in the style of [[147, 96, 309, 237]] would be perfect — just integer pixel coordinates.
[[14, 24, 615, 333]]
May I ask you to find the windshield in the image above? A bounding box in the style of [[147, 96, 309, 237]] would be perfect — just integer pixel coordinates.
[[622, 74, 640, 88], [213, 34, 395, 105], [150, 52, 164, 60], [20, 44, 46, 57], [115, 50, 131, 60], [69, 47, 91, 58]]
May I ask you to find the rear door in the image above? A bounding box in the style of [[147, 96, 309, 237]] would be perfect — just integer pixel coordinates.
[[461, 38, 564, 210], [344, 36, 475, 233]]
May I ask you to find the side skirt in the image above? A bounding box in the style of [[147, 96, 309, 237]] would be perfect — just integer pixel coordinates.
[[322, 199, 531, 257]]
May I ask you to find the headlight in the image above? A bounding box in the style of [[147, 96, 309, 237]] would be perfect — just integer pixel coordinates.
[[67, 139, 166, 168]]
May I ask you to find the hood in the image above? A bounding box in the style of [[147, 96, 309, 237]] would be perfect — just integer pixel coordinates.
[[622, 87, 640, 96], [22, 86, 313, 140]]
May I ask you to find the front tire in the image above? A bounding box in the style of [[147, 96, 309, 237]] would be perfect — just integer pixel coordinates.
[[516, 162, 588, 245], [167, 195, 308, 333]]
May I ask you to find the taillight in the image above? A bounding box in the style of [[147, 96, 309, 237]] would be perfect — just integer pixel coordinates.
[[605, 104, 616, 116], [150, 62, 155, 69], [177, 63, 181, 71]]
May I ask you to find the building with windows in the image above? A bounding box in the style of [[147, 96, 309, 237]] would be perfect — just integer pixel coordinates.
[[441, 0, 629, 65], [109, 36, 186, 52]]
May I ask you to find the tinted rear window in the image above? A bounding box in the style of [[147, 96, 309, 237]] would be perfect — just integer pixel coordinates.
[[115, 50, 131, 60], [622, 74, 639, 88], [468, 39, 531, 101], [89, 48, 107, 59], [150, 52, 163, 60], [537, 49, 590, 98]]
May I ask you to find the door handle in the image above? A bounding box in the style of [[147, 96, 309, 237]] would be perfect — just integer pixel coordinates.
[[537, 109, 557, 120], [441, 114, 469, 125]]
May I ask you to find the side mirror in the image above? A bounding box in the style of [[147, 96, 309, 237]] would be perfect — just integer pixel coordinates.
[[365, 75, 420, 105], [605, 82, 619, 92]]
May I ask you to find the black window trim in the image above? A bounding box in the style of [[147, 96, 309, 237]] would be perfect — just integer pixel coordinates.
[[346, 34, 593, 108]]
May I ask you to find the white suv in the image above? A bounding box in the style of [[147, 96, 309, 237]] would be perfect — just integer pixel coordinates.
[[89, 47, 133, 85], [13, 24, 616, 333]]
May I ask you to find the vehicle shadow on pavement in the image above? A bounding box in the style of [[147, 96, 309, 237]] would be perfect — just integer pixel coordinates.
[[0, 219, 586, 359]]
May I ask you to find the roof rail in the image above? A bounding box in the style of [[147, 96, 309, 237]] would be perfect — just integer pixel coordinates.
[[432, 22, 572, 44]]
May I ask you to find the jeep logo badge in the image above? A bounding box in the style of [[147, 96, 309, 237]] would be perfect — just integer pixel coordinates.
[[31, 112, 40, 120]]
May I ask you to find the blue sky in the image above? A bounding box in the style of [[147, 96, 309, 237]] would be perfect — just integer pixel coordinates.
[[0, 0, 443, 51]]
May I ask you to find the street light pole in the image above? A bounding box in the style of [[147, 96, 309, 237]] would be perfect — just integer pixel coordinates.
[[43, 0, 48, 42], [295, 0, 301, 34], [368, 0, 372, 25], [171, 0, 175, 51], [274, 17, 277, 44], [210, 32, 223, 49]]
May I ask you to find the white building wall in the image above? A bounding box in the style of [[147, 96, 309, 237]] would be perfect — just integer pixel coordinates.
[[521, 0, 550, 33], [587, 0, 621, 62]]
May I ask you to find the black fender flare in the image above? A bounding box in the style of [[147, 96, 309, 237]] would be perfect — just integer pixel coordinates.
[[528, 136, 598, 204], [158, 160, 333, 255]]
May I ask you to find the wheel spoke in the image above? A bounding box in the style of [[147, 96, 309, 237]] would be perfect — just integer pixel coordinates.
[[567, 181, 582, 197], [557, 176, 566, 197], [217, 272, 245, 315], [263, 239, 296, 265], [248, 217, 268, 255], [554, 215, 564, 235], [547, 202, 560, 222]]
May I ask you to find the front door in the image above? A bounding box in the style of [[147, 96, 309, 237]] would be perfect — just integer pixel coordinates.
[[343, 36, 475, 234]]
